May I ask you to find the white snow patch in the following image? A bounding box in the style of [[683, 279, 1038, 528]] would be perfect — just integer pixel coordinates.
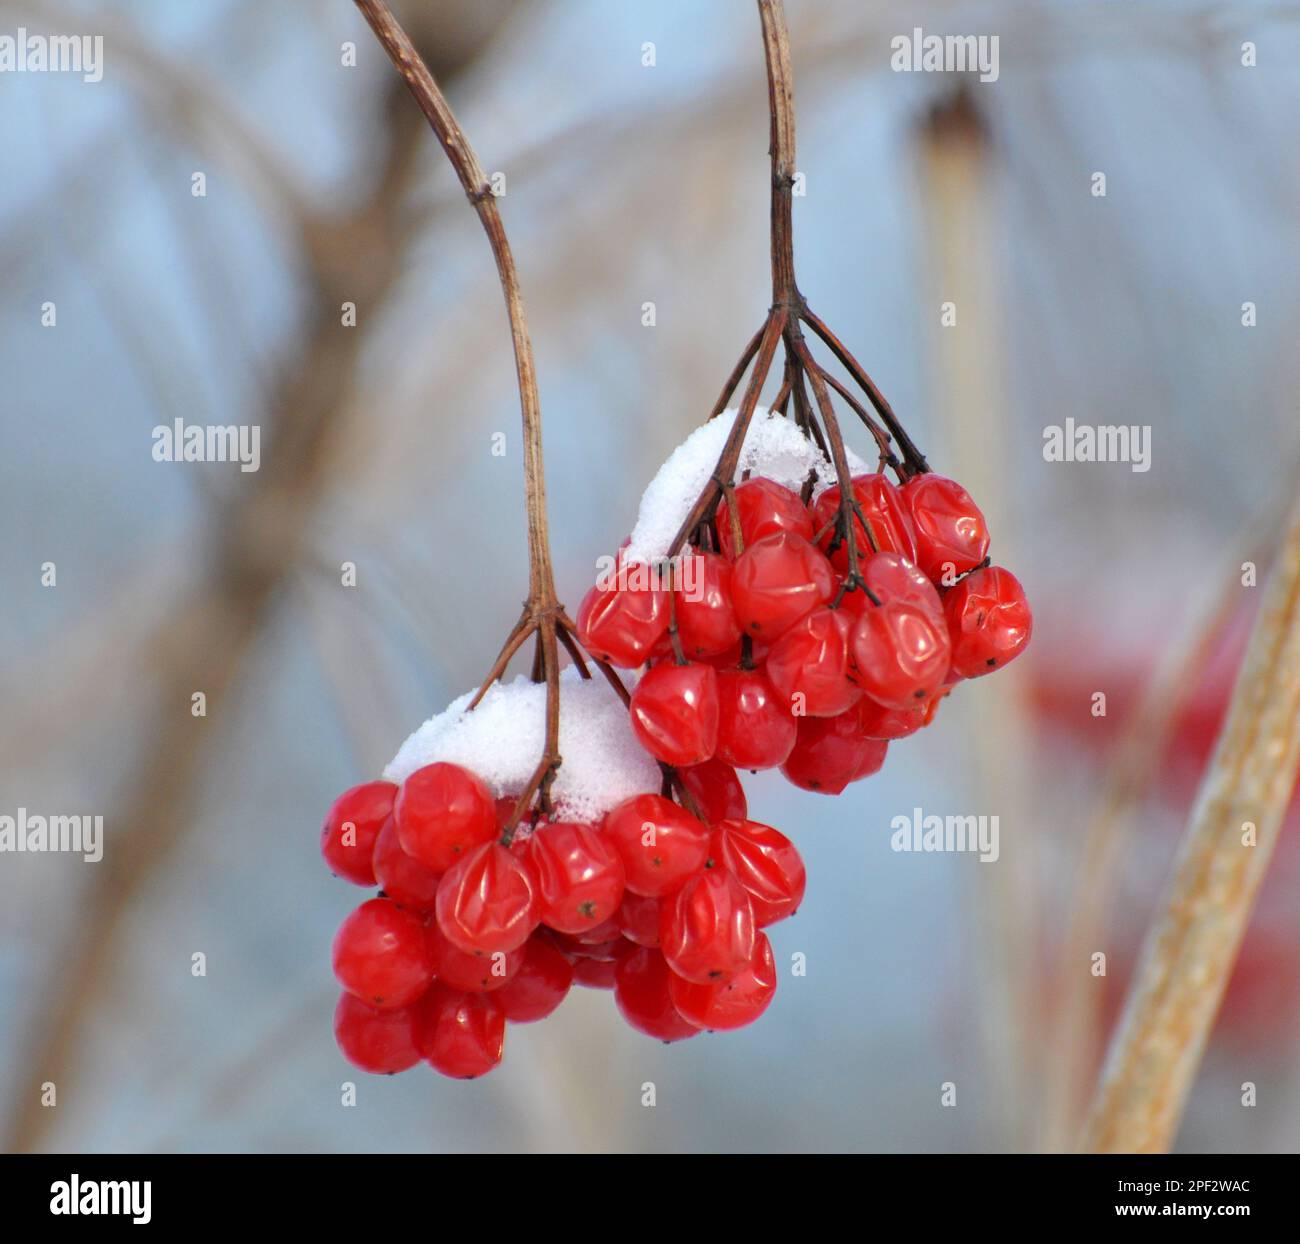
[[384, 666, 661, 824], [624, 407, 869, 564]]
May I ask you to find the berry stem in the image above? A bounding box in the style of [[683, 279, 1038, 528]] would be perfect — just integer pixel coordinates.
[[354, 0, 570, 825]]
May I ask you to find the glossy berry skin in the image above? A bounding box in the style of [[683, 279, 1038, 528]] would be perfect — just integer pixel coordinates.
[[780, 713, 888, 794], [321, 780, 396, 887], [629, 661, 720, 766], [945, 566, 1033, 678], [678, 758, 748, 825], [333, 992, 422, 1074], [616, 890, 663, 947], [575, 577, 668, 668], [332, 897, 434, 1010], [854, 696, 926, 741], [435, 841, 540, 956], [427, 919, 523, 992], [730, 532, 836, 641], [811, 473, 915, 572], [714, 668, 797, 770], [711, 820, 805, 927], [495, 935, 574, 1022], [854, 551, 945, 623], [901, 473, 990, 583], [372, 817, 443, 911], [717, 477, 814, 561], [527, 821, 626, 934], [572, 952, 625, 989], [394, 763, 496, 874], [414, 985, 505, 1079], [602, 794, 711, 897], [554, 917, 623, 949], [669, 933, 777, 1031], [613, 946, 700, 1041], [851, 601, 951, 710], [765, 606, 862, 718], [659, 867, 756, 985], [674, 551, 741, 658]]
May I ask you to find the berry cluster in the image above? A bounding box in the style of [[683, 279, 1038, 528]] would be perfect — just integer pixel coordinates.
[[575, 471, 1032, 794], [322, 756, 803, 1078]]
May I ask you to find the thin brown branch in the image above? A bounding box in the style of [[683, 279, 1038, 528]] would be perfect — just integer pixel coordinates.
[[1080, 495, 1300, 1152]]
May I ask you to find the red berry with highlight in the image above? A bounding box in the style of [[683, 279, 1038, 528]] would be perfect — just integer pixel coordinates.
[[614, 946, 700, 1041], [674, 551, 741, 657], [495, 935, 574, 1022], [781, 712, 888, 794], [332, 897, 434, 1010], [427, 919, 523, 992], [333, 992, 422, 1074], [603, 794, 711, 897], [765, 606, 861, 718], [712, 819, 805, 927], [435, 841, 539, 955], [629, 660, 720, 766], [394, 762, 496, 873], [717, 477, 814, 560], [811, 473, 915, 571], [575, 577, 668, 668], [851, 601, 951, 710], [659, 867, 756, 985], [678, 758, 748, 825], [527, 821, 626, 934], [714, 668, 797, 770], [944, 565, 1033, 678], [616, 890, 663, 947], [321, 780, 395, 886], [730, 531, 836, 640], [901, 473, 990, 582], [372, 816, 442, 911], [669, 932, 777, 1031], [414, 985, 505, 1079]]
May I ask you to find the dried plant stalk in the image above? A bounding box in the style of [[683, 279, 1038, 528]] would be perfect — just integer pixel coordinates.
[[1080, 495, 1300, 1152]]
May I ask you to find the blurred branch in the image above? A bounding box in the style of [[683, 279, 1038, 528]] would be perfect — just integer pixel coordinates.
[[1081, 496, 1300, 1152]]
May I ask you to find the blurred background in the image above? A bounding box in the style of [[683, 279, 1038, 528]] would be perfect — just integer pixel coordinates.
[[2, 0, 1299, 1153]]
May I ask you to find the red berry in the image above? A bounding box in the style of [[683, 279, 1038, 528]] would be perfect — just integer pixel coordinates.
[[332, 897, 434, 1009], [901, 473, 990, 582], [851, 601, 951, 710], [669, 932, 776, 1031], [413, 985, 505, 1079], [572, 952, 625, 989], [372, 816, 443, 910], [678, 758, 748, 825], [765, 606, 861, 718], [333, 992, 422, 1074], [321, 780, 396, 886], [674, 551, 741, 657], [714, 668, 797, 770], [495, 935, 574, 1022], [575, 577, 668, 668], [613, 946, 700, 1041], [854, 695, 926, 741], [717, 477, 814, 560], [854, 550, 945, 623], [659, 867, 755, 985], [616, 890, 664, 947], [435, 841, 540, 955], [811, 474, 915, 572], [730, 531, 836, 640], [945, 565, 1032, 678], [427, 919, 523, 992], [527, 821, 626, 934], [603, 794, 711, 897], [780, 713, 887, 794], [629, 661, 720, 766], [552, 918, 623, 949], [711, 820, 805, 927], [394, 763, 496, 873]]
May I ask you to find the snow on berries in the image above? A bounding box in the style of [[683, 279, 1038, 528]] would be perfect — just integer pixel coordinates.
[[573, 407, 1032, 793], [322, 667, 800, 1078]]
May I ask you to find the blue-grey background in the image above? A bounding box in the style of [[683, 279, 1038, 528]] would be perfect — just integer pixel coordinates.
[[2, 0, 1299, 1153]]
